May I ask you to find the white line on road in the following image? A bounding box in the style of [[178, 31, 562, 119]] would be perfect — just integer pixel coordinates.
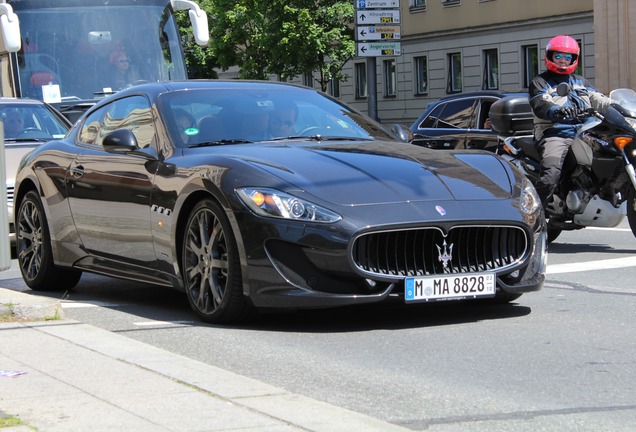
[[61, 301, 124, 308], [133, 320, 194, 326], [547, 256, 636, 274]]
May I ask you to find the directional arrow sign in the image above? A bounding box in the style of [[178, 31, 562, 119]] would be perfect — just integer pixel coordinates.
[[356, 0, 399, 9], [357, 42, 401, 57], [356, 9, 401, 24], [357, 25, 401, 41]]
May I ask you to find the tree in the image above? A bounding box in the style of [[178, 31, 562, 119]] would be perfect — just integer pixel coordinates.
[[195, 0, 355, 88], [266, 1, 355, 92], [175, 0, 218, 79]]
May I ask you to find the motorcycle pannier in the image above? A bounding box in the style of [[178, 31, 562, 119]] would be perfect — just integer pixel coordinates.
[[489, 96, 533, 136]]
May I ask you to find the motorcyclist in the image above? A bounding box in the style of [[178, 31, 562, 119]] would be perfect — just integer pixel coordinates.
[[528, 35, 610, 211]]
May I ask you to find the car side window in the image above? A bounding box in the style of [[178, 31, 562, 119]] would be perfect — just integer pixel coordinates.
[[78, 106, 109, 146], [478, 100, 495, 129], [419, 104, 445, 128], [437, 99, 476, 129], [102, 96, 155, 148]]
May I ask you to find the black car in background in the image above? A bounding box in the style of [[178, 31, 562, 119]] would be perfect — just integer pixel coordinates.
[[409, 91, 533, 152]]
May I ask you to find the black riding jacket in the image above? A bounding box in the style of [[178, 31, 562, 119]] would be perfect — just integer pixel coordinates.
[[528, 70, 609, 141]]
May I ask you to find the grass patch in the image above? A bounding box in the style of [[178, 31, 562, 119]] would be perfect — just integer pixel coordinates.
[[0, 413, 29, 428]]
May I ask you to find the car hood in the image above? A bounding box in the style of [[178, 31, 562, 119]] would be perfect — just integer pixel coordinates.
[[224, 141, 515, 205], [3, 144, 38, 186]]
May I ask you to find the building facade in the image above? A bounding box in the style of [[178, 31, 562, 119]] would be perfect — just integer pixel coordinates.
[[219, 1, 634, 126], [340, 0, 594, 125], [593, 0, 636, 93]]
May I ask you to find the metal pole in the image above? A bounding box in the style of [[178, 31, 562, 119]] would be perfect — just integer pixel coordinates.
[[366, 57, 378, 121]]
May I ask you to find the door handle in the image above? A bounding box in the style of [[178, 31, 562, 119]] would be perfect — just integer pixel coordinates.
[[70, 165, 85, 178]]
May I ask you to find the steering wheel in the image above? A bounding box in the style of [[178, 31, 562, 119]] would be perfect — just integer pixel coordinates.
[[298, 126, 322, 135], [19, 127, 40, 135]]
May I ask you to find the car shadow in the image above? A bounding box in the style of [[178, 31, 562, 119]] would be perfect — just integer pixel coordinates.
[[242, 301, 531, 333], [547, 242, 635, 255], [3, 273, 532, 333]]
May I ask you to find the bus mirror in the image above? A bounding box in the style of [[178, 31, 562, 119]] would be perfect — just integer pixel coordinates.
[[0, 3, 21, 54], [171, 0, 209, 47]]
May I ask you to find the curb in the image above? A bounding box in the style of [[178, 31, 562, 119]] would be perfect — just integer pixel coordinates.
[[0, 289, 64, 321]]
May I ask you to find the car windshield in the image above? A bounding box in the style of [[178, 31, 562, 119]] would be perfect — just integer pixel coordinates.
[[1, 102, 70, 142], [160, 86, 396, 148]]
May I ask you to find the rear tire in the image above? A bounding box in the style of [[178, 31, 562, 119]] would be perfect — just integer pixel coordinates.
[[627, 184, 636, 237], [16, 190, 82, 291], [547, 225, 562, 243]]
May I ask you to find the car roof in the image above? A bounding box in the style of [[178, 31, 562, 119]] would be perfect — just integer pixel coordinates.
[[435, 90, 527, 102], [0, 97, 47, 106]]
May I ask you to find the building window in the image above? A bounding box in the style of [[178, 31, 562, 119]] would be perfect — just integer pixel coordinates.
[[384, 59, 396, 96], [522, 45, 539, 88], [482, 49, 499, 90], [413, 0, 427, 7], [575, 38, 583, 75], [329, 78, 340, 98], [355, 62, 367, 99], [414, 56, 428, 95], [442, 0, 460, 6], [447, 52, 462, 93], [303, 73, 313, 88]]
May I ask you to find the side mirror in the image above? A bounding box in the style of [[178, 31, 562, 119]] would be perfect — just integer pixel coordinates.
[[103, 129, 138, 154], [0, 3, 21, 54], [171, 0, 209, 47], [391, 124, 414, 143], [556, 82, 571, 97]]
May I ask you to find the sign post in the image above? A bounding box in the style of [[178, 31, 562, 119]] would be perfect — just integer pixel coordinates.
[[1, 123, 10, 271], [355, 0, 401, 121]]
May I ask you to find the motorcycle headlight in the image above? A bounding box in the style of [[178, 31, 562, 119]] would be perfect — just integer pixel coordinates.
[[237, 187, 341, 223]]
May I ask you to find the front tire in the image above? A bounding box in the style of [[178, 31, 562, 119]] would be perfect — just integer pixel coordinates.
[[16, 190, 82, 290], [182, 198, 253, 323], [627, 184, 636, 237]]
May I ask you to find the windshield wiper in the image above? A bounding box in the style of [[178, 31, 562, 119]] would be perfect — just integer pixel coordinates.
[[189, 139, 253, 148], [4, 137, 52, 143], [269, 135, 372, 142]]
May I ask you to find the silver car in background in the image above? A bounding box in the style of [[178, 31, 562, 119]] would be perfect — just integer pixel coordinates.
[[2, 98, 71, 254]]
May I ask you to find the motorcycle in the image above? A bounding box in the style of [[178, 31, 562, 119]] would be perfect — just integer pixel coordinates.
[[489, 84, 636, 243]]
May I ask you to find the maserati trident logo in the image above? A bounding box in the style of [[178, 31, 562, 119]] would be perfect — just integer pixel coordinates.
[[437, 239, 453, 271]]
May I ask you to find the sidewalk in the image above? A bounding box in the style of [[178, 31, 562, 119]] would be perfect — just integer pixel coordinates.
[[0, 287, 410, 432]]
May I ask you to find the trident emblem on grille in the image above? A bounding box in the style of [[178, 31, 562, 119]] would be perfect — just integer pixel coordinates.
[[437, 239, 453, 271]]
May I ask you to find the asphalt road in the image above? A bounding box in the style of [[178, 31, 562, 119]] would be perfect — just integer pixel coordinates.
[[2, 221, 636, 431]]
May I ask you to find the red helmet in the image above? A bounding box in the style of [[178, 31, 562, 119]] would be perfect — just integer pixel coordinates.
[[545, 35, 580, 74]]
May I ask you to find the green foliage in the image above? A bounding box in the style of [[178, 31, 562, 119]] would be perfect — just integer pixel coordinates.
[[176, 0, 355, 88], [175, 0, 218, 79]]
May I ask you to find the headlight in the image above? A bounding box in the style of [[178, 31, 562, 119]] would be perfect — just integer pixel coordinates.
[[237, 188, 341, 223], [520, 177, 541, 216]]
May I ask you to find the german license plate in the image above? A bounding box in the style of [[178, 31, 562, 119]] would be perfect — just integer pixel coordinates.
[[405, 272, 496, 302]]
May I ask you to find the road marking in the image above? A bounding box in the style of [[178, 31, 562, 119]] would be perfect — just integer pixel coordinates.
[[133, 320, 193, 326], [61, 301, 124, 308], [547, 256, 636, 274]]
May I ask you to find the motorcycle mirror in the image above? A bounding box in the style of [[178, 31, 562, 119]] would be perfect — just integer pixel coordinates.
[[556, 83, 571, 97]]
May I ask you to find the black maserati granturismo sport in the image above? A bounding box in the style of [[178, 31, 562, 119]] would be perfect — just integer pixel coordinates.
[[14, 80, 547, 323]]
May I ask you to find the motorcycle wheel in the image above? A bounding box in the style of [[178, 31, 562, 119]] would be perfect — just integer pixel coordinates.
[[627, 184, 636, 237], [547, 218, 562, 243]]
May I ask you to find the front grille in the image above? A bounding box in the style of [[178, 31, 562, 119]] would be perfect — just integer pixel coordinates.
[[352, 225, 528, 278]]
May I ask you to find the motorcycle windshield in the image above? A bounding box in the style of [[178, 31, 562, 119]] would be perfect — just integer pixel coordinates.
[[609, 89, 636, 117]]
